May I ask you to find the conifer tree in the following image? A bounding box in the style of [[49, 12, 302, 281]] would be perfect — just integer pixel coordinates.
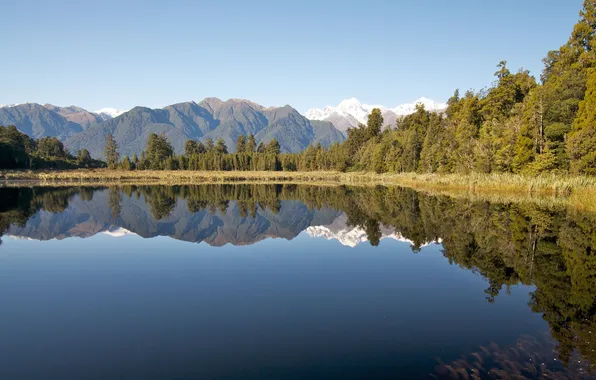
[[215, 138, 228, 154], [568, 69, 596, 174], [104, 134, 120, 169], [246, 135, 256, 153], [265, 139, 281, 155], [236, 135, 246, 153], [366, 108, 383, 139]]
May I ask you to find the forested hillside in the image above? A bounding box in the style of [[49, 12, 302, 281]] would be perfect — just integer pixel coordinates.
[[340, 0, 596, 175], [0, 125, 104, 169]]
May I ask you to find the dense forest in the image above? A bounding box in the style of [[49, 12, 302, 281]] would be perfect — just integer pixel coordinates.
[[2, 183, 596, 370], [0, 125, 104, 169], [1, 1, 595, 176]]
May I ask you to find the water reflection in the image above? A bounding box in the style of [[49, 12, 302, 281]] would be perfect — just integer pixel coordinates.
[[1, 184, 596, 378]]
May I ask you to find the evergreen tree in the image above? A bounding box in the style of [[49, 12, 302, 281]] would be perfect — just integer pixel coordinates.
[[76, 149, 92, 167], [236, 135, 246, 153], [144, 133, 174, 169], [367, 108, 383, 139], [37, 137, 67, 159], [205, 138, 215, 152], [246, 134, 256, 153], [265, 139, 281, 155], [568, 69, 596, 174], [104, 134, 120, 169], [215, 138, 228, 154], [184, 140, 199, 156], [121, 156, 132, 170]]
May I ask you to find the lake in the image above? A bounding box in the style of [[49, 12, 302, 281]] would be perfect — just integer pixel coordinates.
[[0, 184, 594, 379]]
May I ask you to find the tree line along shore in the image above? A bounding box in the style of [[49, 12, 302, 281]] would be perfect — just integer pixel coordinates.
[[1, 2, 596, 193]]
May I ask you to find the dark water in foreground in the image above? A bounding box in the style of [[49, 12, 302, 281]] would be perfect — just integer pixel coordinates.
[[0, 184, 595, 379]]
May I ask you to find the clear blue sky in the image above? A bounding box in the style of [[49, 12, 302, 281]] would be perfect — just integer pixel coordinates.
[[1, 0, 584, 112]]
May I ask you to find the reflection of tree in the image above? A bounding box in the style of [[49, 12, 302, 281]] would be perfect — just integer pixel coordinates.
[[108, 187, 122, 221], [435, 333, 591, 379], [144, 187, 176, 220], [79, 188, 94, 201], [0, 186, 101, 241]]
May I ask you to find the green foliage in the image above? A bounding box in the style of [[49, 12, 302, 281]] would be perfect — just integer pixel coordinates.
[[142, 133, 174, 169], [37, 137, 68, 159], [256, 142, 265, 153], [0, 125, 104, 170], [76, 149, 92, 167], [235, 135, 246, 153], [215, 138, 228, 154], [246, 134, 256, 153], [568, 69, 596, 174], [366, 108, 383, 139], [265, 139, 281, 155], [205, 138, 214, 152], [184, 140, 199, 156], [104, 134, 120, 169]]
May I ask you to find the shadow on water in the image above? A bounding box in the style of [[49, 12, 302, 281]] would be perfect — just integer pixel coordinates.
[[1, 184, 596, 378]]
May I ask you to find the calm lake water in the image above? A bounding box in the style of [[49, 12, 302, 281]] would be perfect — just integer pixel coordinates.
[[1, 184, 595, 379]]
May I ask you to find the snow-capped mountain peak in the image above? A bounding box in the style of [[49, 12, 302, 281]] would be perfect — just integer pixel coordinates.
[[305, 214, 438, 248], [391, 97, 446, 115], [102, 226, 136, 238], [305, 97, 447, 134], [94, 107, 126, 120]]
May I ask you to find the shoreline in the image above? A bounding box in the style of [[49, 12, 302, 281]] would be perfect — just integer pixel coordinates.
[[1, 169, 596, 210], [1, 169, 595, 190]]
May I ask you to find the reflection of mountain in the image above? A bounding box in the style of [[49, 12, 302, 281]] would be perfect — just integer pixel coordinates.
[[306, 214, 437, 247], [7, 189, 341, 246]]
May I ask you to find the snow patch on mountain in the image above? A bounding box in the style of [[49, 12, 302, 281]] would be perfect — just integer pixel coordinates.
[[94, 107, 126, 120], [305, 214, 438, 248], [102, 226, 136, 238], [305, 97, 447, 133]]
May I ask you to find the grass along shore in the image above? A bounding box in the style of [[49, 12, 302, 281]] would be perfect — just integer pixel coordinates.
[[2, 169, 595, 211], [1, 169, 595, 193]]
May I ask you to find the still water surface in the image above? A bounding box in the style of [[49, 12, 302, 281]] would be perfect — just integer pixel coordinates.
[[0, 185, 594, 379]]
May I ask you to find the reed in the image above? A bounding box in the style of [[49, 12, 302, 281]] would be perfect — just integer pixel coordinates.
[[2, 170, 596, 209]]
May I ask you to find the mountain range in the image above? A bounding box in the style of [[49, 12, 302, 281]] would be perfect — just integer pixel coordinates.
[[6, 189, 342, 246], [5, 188, 433, 249], [0, 96, 445, 159], [305, 97, 448, 134]]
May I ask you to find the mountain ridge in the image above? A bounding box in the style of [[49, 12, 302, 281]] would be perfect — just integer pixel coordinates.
[[0, 96, 445, 159], [0, 99, 346, 158]]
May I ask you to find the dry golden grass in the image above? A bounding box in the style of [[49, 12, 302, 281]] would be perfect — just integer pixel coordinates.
[[2, 169, 596, 211]]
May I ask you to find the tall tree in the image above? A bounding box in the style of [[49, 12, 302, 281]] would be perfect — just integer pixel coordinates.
[[236, 135, 246, 153], [144, 133, 174, 169], [246, 134, 256, 153], [257, 142, 266, 153], [265, 139, 281, 155], [37, 137, 67, 159], [76, 149, 92, 167], [367, 108, 383, 139], [205, 138, 215, 152], [568, 69, 596, 174], [184, 140, 199, 156], [215, 138, 228, 154], [104, 134, 120, 169]]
